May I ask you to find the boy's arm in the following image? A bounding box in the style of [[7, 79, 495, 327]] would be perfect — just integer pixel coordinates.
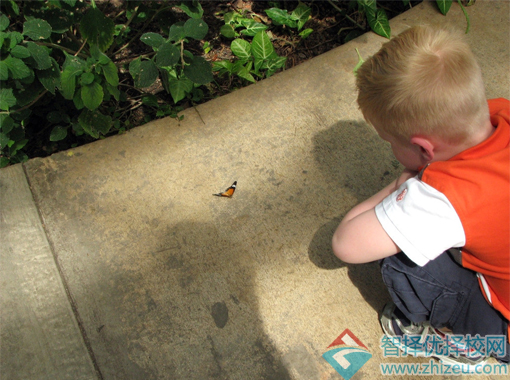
[[332, 170, 417, 263]]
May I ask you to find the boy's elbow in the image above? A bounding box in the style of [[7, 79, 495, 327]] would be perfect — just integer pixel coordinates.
[[332, 231, 358, 263]]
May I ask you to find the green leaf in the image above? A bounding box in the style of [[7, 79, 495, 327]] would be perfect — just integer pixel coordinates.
[[73, 88, 84, 110], [23, 18, 52, 40], [367, 9, 391, 39], [3, 55, 31, 79], [90, 44, 110, 64], [252, 31, 274, 60], [62, 53, 86, 72], [60, 65, 82, 99], [5, 31, 23, 50], [0, 61, 8, 81], [168, 77, 193, 103], [231, 39, 251, 60], [263, 56, 286, 75], [129, 58, 159, 88], [183, 18, 208, 40], [0, 132, 10, 149], [140, 32, 166, 48], [176, 1, 204, 19], [10, 139, 28, 155], [436, 0, 453, 15], [26, 41, 52, 70], [168, 23, 186, 42], [105, 83, 120, 101], [239, 20, 268, 37], [0, 115, 14, 134], [0, 14, 9, 32], [183, 56, 213, 85], [224, 11, 241, 25], [155, 43, 180, 67], [236, 63, 256, 83], [81, 81, 103, 110], [358, 0, 377, 12], [212, 60, 234, 76], [80, 72, 95, 86], [253, 57, 263, 74], [78, 109, 111, 138], [299, 28, 313, 39], [37, 58, 61, 94], [80, 8, 115, 51], [220, 24, 237, 39], [102, 60, 119, 86], [0, 88, 17, 111], [10, 45, 31, 59], [50, 126, 68, 141], [265, 8, 293, 27], [291, 2, 311, 30]]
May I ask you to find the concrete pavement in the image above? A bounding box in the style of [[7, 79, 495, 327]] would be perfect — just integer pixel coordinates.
[[1, 1, 509, 379]]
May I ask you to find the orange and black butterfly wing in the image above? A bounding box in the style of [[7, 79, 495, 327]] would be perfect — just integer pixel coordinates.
[[213, 181, 237, 197]]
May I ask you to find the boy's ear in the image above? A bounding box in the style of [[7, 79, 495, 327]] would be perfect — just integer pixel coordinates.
[[410, 136, 435, 161]]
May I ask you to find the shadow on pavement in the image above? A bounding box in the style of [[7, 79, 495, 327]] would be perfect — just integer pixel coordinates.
[[308, 120, 396, 314]]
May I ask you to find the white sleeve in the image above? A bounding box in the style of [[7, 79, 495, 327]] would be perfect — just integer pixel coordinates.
[[374, 177, 466, 266]]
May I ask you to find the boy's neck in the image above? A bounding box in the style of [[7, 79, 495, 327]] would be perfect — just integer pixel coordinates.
[[434, 118, 495, 162]]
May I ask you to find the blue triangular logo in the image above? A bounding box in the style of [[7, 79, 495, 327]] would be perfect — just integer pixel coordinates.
[[322, 346, 372, 380]]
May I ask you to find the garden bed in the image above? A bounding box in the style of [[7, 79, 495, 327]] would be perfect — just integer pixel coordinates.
[[1, 0, 423, 164]]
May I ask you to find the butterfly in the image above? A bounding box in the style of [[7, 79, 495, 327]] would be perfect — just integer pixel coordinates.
[[213, 181, 237, 197]]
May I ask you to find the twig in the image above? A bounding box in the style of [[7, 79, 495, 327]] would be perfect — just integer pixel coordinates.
[[108, 5, 139, 56], [114, 51, 156, 68], [272, 37, 296, 49], [327, 0, 365, 30], [180, 40, 186, 69], [0, 90, 48, 115], [193, 106, 206, 125], [35, 41, 88, 59], [75, 38, 88, 56], [111, 3, 172, 57], [308, 38, 336, 50]]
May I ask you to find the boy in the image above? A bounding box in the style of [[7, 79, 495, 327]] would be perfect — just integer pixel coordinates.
[[332, 25, 509, 369]]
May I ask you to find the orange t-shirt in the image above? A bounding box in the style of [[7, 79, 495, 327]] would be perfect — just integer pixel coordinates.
[[421, 98, 510, 338]]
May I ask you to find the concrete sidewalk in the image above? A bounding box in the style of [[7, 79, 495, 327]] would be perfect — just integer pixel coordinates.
[[1, 2, 509, 379]]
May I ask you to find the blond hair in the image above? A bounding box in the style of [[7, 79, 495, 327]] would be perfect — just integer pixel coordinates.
[[356, 25, 489, 143]]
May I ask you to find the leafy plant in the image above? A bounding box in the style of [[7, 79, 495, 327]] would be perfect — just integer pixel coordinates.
[[0, 9, 56, 166], [265, 2, 313, 38], [330, 0, 472, 40], [220, 10, 268, 38], [351, 0, 474, 74], [136, 15, 213, 104], [0, 0, 214, 167], [214, 2, 312, 84], [437, 0, 472, 33], [213, 31, 287, 83]]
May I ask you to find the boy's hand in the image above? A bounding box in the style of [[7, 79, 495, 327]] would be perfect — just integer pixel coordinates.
[[332, 169, 417, 263]]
